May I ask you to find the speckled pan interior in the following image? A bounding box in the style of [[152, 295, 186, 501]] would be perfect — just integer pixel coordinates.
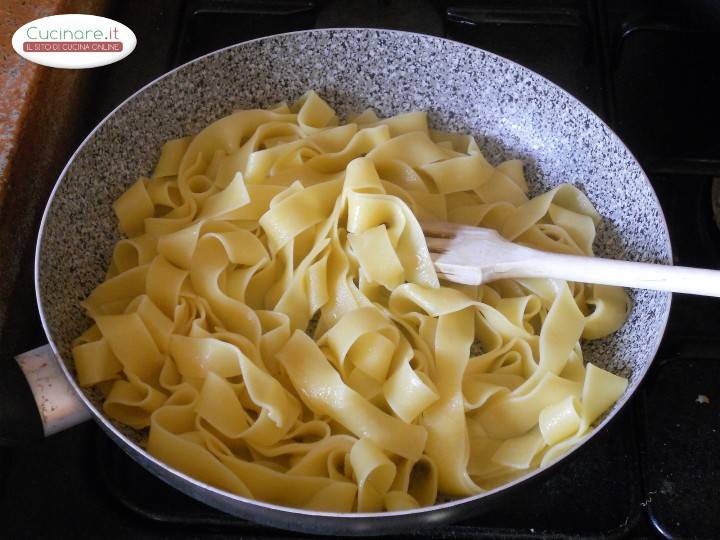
[[38, 29, 670, 452]]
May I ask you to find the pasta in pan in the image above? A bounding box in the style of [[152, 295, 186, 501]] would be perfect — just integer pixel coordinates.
[[73, 91, 630, 512]]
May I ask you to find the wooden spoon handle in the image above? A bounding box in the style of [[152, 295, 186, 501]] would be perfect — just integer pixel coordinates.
[[489, 251, 720, 297]]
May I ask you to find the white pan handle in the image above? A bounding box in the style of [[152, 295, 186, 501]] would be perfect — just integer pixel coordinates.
[[0, 345, 91, 444]]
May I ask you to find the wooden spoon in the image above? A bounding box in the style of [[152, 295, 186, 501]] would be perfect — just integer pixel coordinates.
[[422, 220, 720, 296]]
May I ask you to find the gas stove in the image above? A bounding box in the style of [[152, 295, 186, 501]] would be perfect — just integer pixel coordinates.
[[1, 1, 718, 538]]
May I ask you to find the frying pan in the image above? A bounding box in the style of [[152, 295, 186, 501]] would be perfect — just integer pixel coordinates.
[[0, 29, 672, 535]]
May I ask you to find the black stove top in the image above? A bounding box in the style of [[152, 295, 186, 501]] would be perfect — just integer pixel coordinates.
[[2, 1, 719, 538]]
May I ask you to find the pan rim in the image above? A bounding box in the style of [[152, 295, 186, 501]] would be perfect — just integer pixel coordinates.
[[33, 27, 673, 524]]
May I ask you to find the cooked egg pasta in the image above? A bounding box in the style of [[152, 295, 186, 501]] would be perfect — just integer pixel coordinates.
[[73, 91, 630, 511]]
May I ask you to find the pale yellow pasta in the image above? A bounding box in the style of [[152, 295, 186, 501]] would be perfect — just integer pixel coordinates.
[[73, 91, 630, 512]]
